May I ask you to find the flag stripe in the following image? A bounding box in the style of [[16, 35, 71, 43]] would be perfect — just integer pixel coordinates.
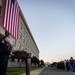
[[11, 4, 14, 35], [12, 4, 15, 36], [2, 0, 6, 26], [9, 2, 13, 34], [4, 0, 8, 28], [9, 0, 12, 33], [8, 0, 11, 32], [6, 0, 11, 31], [14, 1, 17, 38], [16, 2, 19, 39], [2, 0, 20, 39], [15, 1, 18, 38]]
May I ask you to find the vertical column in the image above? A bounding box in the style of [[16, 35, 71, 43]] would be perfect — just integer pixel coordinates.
[[26, 53, 31, 75]]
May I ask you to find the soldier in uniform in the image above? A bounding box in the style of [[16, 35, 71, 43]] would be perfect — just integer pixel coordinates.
[[0, 31, 11, 75]]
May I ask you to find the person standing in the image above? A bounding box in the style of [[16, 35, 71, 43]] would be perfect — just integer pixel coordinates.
[[67, 60, 72, 71], [64, 60, 67, 71], [0, 31, 11, 75], [70, 57, 74, 72]]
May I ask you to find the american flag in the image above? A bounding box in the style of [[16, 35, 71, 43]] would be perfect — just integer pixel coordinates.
[[2, 0, 20, 39]]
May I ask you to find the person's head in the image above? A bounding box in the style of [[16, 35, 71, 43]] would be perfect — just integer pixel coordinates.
[[70, 57, 73, 60], [3, 35, 10, 42], [3, 30, 10, 42]]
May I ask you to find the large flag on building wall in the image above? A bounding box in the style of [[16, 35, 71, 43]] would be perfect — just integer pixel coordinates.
[[2, 0, 20, 39]]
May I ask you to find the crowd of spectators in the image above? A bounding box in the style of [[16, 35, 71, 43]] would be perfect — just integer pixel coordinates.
[[57, 57, 75, 72]]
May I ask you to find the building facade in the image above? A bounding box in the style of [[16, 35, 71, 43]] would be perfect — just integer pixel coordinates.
[[0, 0, 39, 66]]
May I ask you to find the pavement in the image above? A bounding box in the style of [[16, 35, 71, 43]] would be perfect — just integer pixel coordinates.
[[40, 67, 75, 75], [20, 67, 75, 75], [20, 67, 44, 75]]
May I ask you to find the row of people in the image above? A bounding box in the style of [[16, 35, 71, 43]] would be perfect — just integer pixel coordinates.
[[57, 57, 75, 72]]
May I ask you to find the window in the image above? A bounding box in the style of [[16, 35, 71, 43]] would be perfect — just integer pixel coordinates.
[[18, 43, 21, 50], [20, 22, 22, 30], [22, 36, 25, 43], [12, 39, 16, 46], [26, 32, 28, 38], [23, 28, 25, 34], [21, 46, 24, 50], [18, 32, 22, 39], [26, 42, 27, 46]]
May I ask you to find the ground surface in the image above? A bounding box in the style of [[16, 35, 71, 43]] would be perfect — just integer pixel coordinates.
[[40, 67, 75, 75]]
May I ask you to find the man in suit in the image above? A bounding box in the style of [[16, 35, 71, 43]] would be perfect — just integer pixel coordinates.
[[0, 31, 11, 75]]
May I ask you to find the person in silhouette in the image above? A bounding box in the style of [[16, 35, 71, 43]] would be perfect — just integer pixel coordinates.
[[70, 57, 74, 72], [0, 31, 11, 75]]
